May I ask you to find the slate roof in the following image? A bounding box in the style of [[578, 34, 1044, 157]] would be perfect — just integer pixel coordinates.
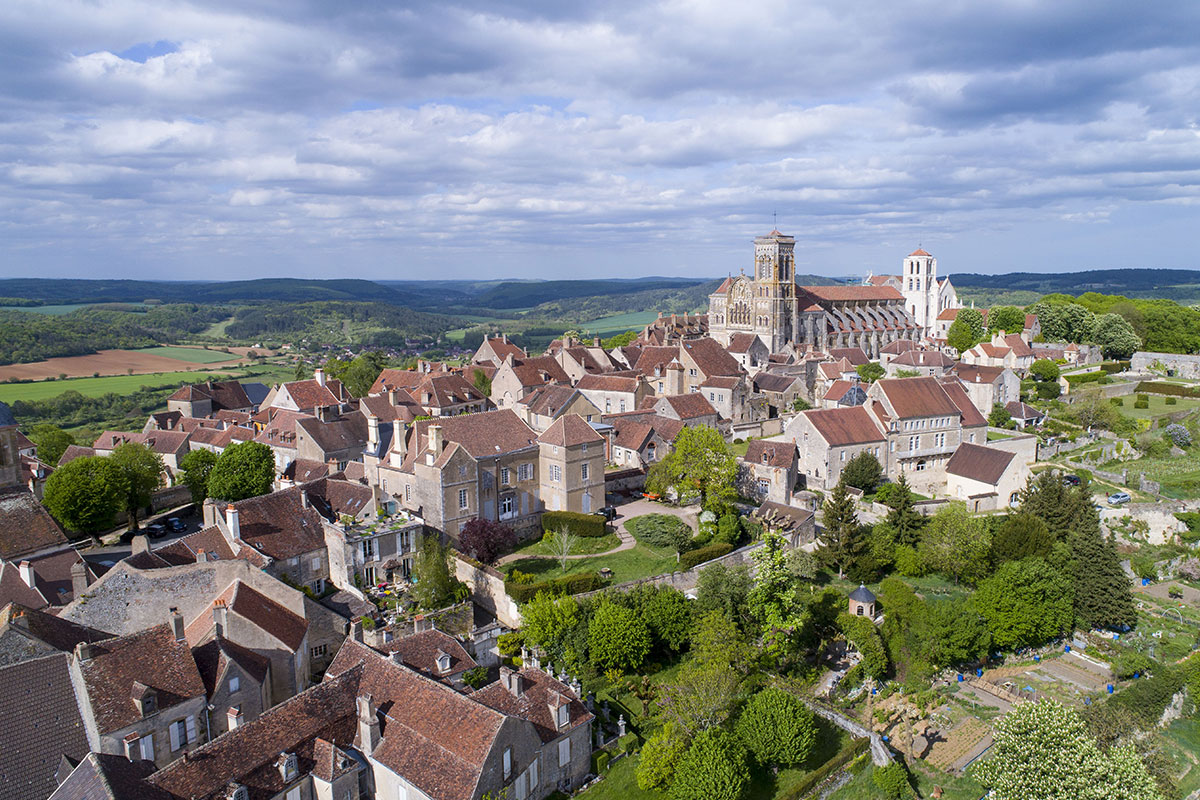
[[0, 653, 91, 800], [77, 623, 206, 734], [743, 440, 797, 468], [802, 407, 885, 446], [850, 584, 876, 602], [0, 488, 70, 560], [945, 443, 1016, 486], [0, 603, 111, 667], [875, 377, 961, 418], [538, 415, 604, 448], [384, 629, 477, 681], [0, 401, 16, 428], [413, 410, 538, 460]]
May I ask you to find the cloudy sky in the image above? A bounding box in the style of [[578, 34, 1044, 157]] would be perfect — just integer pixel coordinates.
[[2, 1, 1199, 281]]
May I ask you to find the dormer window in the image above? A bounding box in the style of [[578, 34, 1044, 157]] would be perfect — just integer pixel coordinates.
[[279, 752, 298, 781], [556, 703, 570, 728], [436, 650, 452, 674]]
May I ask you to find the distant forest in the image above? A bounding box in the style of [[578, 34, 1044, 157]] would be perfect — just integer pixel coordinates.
[[955, 268, 1200, 304]]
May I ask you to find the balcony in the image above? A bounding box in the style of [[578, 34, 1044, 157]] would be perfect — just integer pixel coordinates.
[[343, 511, 425, 541]]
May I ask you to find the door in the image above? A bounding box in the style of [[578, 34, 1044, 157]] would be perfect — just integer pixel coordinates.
[[582, 491, 591, 513]]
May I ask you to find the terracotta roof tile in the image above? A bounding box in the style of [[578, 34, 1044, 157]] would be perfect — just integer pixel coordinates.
[[413, 410, 537, 460], [384, 630, 476, 681], [0, 488, 69, 560], [472, 667, 592, 744], [742, 440, 797, 468], [799, 285, 903, 302], [56, 445, 95, 466], [828, 347, 869, 366], [876, 377, 960, 418], [945, 443, 1016, 485], [940, 380, 988, 427], [518, 385, 584, 417], [681, 338, 742, 377], [576, 374, 641, 393], [657, 393, 718, 420], [538, 415, 604, 448], [801, 407, 885, 446], [230, 486, 327, 561]]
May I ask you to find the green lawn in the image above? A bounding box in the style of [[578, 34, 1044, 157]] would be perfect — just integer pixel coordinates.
[[201, 317, 235, 338], [131, 346, 238, 364], [0, 370, 235, 403], [1115, 393, 1200, 421], [987, 429, 1015, 441], [504, 543, 679, 585], [827, 759, 986, 800], [509, 532, 622, 558]]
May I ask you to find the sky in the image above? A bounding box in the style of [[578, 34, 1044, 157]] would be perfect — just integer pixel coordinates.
[[2, 1, 1199, 282]]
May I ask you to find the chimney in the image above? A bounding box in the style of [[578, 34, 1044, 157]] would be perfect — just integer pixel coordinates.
[[387, 387, 397, 406], [213, 600, 228, 638], [18, 561, 35, 588], [196, 548, 208, 563], [314, 368, 326, 387], [71, 560, 90, 597], [593, 336, 600, 347], [131, 534, 150, 555], [300, 490, 309, 509], [501, 333, 508, 343], [389, 649, 404, 666], [169, 607, 185, 642], [75, 640, 92, 662], [499, 666, 524, 697], [226, 504, 241, 540], [429, 425, 443, 458], [367, 414, 379, 449], [357, 695, 381, 756]]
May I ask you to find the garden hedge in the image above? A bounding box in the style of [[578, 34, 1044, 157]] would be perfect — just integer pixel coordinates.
[[506, 572, 606, 603], [542, 510, 607, 538], [778, 738, 870, 800], [1136, 381, 1200, 398], [1065, 371, 1110, 385], [679, 542, 734, 571]]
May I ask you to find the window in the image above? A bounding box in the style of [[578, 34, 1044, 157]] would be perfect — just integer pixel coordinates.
[[909, 435, 919, 452], [361, 539, 376, 561], [138, 733, 154, 760], [840, 451, 846, 462], [501, 466, 510, 485], [459, 465, 467, 477], [519, 463, 533, 481], [688, 368, 697, 377], [934, 432, 946, 448], [500, 495, 515, 519], [405, 484, 412, 501], [459, 488, 468, 509], [581, 463, 589, 481], [169, 717, 195, 751], [558, 738, 571, 768], [286, 787, 300, 800], [312, 644, 327, 658], [503, 747, 512, 779], [581, 443, 588, 453], [516, 773, 528, 800], [916, 459, 927, 471], [757, 478, 769, 495], [657, 382, 663, 392], [605, 399, 611, 412], [228, 675, 240, 694], [311, 556, 322, 571], [709, 392, 715, 401], [530, 757, 539, 790], [619, 400, 626, 412], [550, 464, 562, 483]]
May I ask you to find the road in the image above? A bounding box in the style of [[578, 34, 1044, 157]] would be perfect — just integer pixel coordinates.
[[80, 505, 208, 572]]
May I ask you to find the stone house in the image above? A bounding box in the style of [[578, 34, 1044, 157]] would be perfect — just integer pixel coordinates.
[[726, 332, 770, 371], [821, 379, 867, 409], [738, 440, 799, 504], [877, 339, 920, 369], [951, 363, 1020, 416], [602, 414, 682, 469], [751, 500, 816, 548], [408, 372, 491, 417], [677, 337, 745, 393], [253, 408, 314, 471], [551, 339, 622, 383], [885, 349, 955, 377], [166, 380, 256, 418], [537, 416, 606, 515], [752, 371, 805, 415], [68, 616, 209, 767], [786, 406, 887, 490], [191, 629, 273, 739], [260, 370, 350, 414], [516, 385, 602, 432], [296, 412, 369, 470], [960, 332, 1036, 374], [1005, 400, 1046, 430], [944, 442, 1031, 511], [472, 335, 528, 367], [575, 374, 654, 417], [699, 375, 766, 424], [649, 393, 721, 429]]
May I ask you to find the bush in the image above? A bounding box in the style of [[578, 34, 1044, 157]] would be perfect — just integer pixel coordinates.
[[462, 666, 489, 689], [776, 739, 869, 800], [1164, 423, 1192, 448], [680, 542, 734, 571], [669, 729, 751, 800], [505, 572, 606, 603], [592, 750, 611, 774], [872, 762, 915, 799], [542, 510, 606, 538], [841, 452, 883, 492], [1134, 394, 1149, 410], [1135, 381, 1200, 398], [1166, 396, 1178, 405], [1036, 382, 1061, 400], [1110, 397, 1124, 407], [735, 687, 817, 767], [618, 732, 640, 754], [497, 632, 524, 657], [626, 514, 693, 551]]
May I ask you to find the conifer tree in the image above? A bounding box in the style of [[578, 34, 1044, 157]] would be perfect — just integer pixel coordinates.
[[885, 473, 924, 547], [1069, 497, 1135, 631], [819, 481, 867, 580], [1018, 470, 1080, 540]]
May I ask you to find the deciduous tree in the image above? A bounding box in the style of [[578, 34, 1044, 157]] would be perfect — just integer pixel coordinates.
[[918, 502, 991, 585], [1091, 313, 1141, 360], [412, 534, 457, 610], [855, 362, 885, 383], [972, 558, 1073, 649], [589, 599, 651, 672], [645, 425, 736, 509], [459, 517, 517, 564], [42, 455, 126, 540], [179, 449, 218, 504], [519, 592, 579, 665], [988, 305, 1026, 335], [27, 424, 74, 467], [108, 442, 165, 531], [636, 724, 687, 792], [669, 729, 751, 800], [657, 666, 741, 737], [207, 441, 275, 501]]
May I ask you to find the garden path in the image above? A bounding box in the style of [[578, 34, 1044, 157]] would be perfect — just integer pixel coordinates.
[[496, 528, 635, 565]]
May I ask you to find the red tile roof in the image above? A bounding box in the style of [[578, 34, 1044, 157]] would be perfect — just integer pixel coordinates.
[[77, 623, 206, 733], [799, 285, 903, 302], [518, 384, 584, 417], [473, 667, 592, 744], [891, 350, 955, 368], [384, 629, 476, 680], [801, 407, 885, 446], [681, 338, 742, 377], [230, 486, 327, 561], [940, 380, 988, 427], [742, 440, 797, 468], [875, 377, 961, 418], [413, 410, 538, 460], [828, 347, 869, 366], [945, 443, 1016, 485], [657, 393, 718, 420], [909, 248, 931, 257], [57, 444, 95, 466], [538, 415, 604, 448], [576, 374, 641, 393], [0, 488, 69, 560], [230, 582, 308, 651]]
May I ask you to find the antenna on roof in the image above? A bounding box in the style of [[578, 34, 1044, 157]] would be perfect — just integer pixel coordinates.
[[773, 210, 777, 229]]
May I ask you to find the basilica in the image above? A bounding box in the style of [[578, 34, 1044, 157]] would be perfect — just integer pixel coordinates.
[[708, 231, 960, 357]]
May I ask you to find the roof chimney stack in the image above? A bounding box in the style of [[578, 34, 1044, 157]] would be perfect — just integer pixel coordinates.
[[357, 695, 381, 756], [17, 561, 35, 588], [314, 368, 326, 387], [213, 599, 228, 638], [429, 425, 444, 458], [75, 641, 92, 662], [169, 607, 185, 642], [71, 560, 90, 597], [367, 413, 380, 449], [226, 504, 241, 540]]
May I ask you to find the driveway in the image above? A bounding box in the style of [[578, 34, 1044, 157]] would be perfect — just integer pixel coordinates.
[[609, 496, 701, 533]]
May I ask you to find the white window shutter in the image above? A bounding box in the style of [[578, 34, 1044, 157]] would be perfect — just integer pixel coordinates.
[[530, 757, 538, 789], [185, 716, 197, 744], [168, 722, 180, 751], [558, 738, 570, 767], [139, 734, 155, 760]]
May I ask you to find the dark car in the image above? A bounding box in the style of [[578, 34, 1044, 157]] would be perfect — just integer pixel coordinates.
[[166, 517, 186, 533], [597, 506, 618, 523], [144, 522, 168, 538], [1062, 474, 1082, 486]]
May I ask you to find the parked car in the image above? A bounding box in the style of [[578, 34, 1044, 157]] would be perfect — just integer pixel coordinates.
[[1107, 491, 1131, 506], [1062, 474, 1081, 486], [596, 505, 618, 523], [144, 522, 168, 538], [166, 517, 186, 532]]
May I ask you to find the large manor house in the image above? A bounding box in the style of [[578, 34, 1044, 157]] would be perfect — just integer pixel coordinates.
[[709, 230, 961, 355]]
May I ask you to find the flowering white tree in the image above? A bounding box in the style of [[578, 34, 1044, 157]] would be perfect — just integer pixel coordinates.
[[974, 698, 1162, 800]]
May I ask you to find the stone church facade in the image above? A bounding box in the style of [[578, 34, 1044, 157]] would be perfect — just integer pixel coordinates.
[[708, 231, 924, 357], [864, 247, 961, 332]]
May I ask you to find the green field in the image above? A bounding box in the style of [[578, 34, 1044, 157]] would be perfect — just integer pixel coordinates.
[[201, 317, 235, 338], [0, 303, 93, 315], [132, 346, 238, 364], [0, 371, 237, 403], [1114, 393, 1200, 420], [582, 311, 659, 337]]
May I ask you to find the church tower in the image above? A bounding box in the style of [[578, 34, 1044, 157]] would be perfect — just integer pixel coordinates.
[[901, 248, 938, 332], [753, 230, 796, 352]]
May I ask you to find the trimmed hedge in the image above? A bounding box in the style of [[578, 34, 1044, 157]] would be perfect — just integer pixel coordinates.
[[618, 733, 640, 754], [679, 542, 734, 571], [1100, 361, 1131, 374], [1134, 394, 1149, 409], [778, 737, 870, 800], [542, 510, 607, 538], [506, 572, 606, 603], [1065, 371, 1111, 385], [1136, 381, 1200, 398], [591, 750, 611, 774]]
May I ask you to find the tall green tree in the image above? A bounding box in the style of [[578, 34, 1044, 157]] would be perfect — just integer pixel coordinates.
[[749, 530, 806, 656], [519, 593, 579, 665], [885, 473, 924, 547], [991, 512, 1053, 564], [109, 442, 165, 531], [918, 502, 992, 585], [637, 724, 687, 792], [1029, 301, 1096, 344], [1070, 525, 1136, 631], [841, 452, 883, 492], [690, 609, 752, 673], [916, 596, 991, 669], [855, 362, 885, 383], [470, 367, 492, 398], [988, 305, 1026, 335], [973, 558, 1073, 649], [694, 562, 752, 628], [819, 481, 868, 580], [1091, 313, 1141, 360], [947, 307, 986, 352], [736, 687, 817, 768], [412, 534, 457, 610], [27, 424, 75, 466], [179, 449, 218, 504], [1019, 470, 1083, 540], [975, 698, 1162, 800], [42, 456, 127, 540], [1029, 358, 1061, 383], [207, 441, 275, 502], [670, 729, 751, 800], [589, 599, 651, 672], [645, 425, 736, 508]]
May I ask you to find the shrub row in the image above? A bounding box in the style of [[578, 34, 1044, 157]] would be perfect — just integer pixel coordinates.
[[1065, 371, 1110, 385], [1100, 361, 1131, 374], [542, 510, 607, 538], [1136, 381, 1200, 398], [778, 737, 870, 800], [679, 542, 734, 571], [506, 572, 606, 603]]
